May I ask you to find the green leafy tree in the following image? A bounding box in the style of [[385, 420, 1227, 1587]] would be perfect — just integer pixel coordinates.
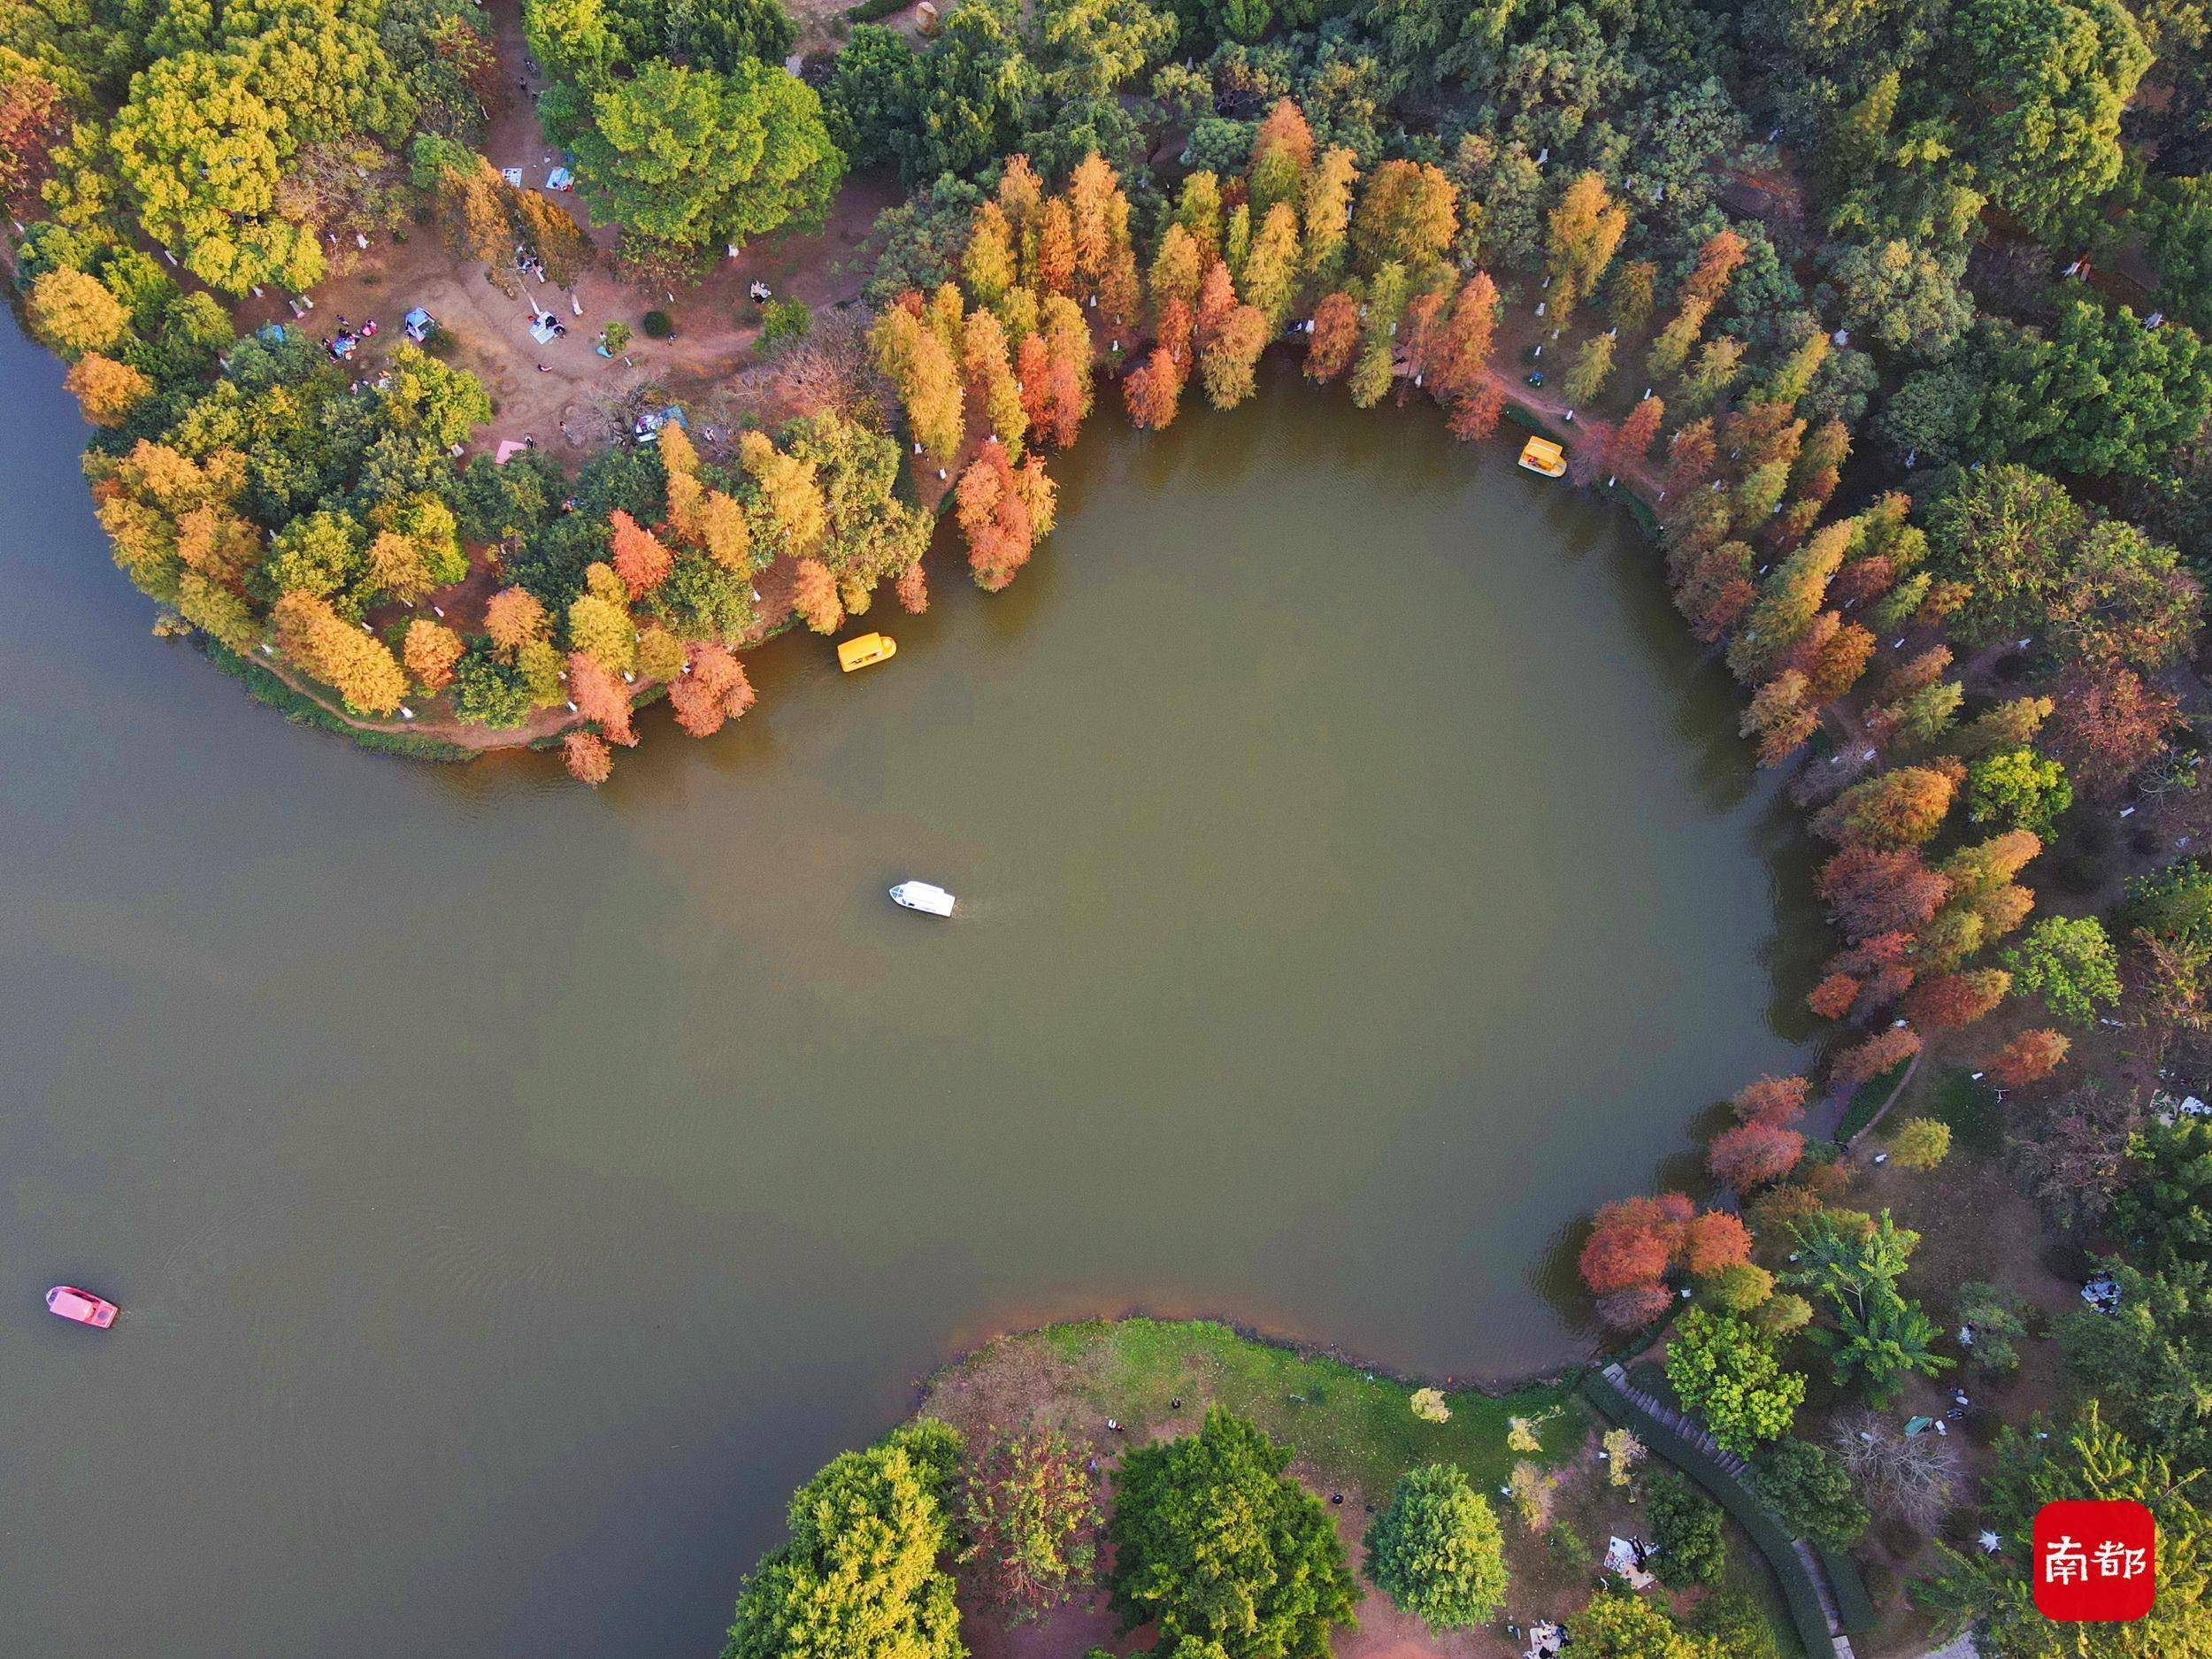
[[1968, 747, 2072, 836], [1363, 1463, 1509, 1631], [722, 1418, 965, 1659], [1747, 1439, 1869, 1548], [2110, 1114, 2212, 1269], [1889, 1118, 1953, 1170], [896, 0, 1035, 182], [1947, 0, 2150, 241], [1787, 1210, 1951, 1402], [1572, 1587, 1707, 1659], [821, 24, 919, 173], [570, 58, 841, 251], [1107, 1409, 1358, 1659], [1819, 238, 1973, 362], [1978, 302, 2212, 484], [960, 1428, 1099, 1616], [108, 50, 325, 292], [2059, 1257, 2212, 1471], [1644, 1470, 1725, 1588], [1924, 1405, 2211, 1656], [1664, 1309, 1805, 1456], [2003, 915, 2123, 1025]]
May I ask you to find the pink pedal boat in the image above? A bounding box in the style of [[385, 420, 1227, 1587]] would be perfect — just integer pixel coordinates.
[[46, 1286, 119, 1328]]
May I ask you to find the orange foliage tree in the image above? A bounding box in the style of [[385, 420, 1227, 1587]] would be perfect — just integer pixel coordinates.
[[956, 444, 1035, 591], [568, 650, 636, 746], [667, 641, 757, 738], [1901, 969, 2011, 1031], [403, 618, 465, 692], [1817, 845, 1951, 938], [272, 591, 406, 715], [1987, 1027, 2070, 1087], [1832, 1025, 1922, 1088], [608, 510, 673, 599], [1681, 1211, 1754, 1276], [564, 729, 613, 785], [1734, 1074, 1810, 1125], [1305, 292, 1358, 382], [1123, 346, 1185, 430]]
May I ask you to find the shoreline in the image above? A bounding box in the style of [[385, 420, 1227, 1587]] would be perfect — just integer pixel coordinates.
[[911, 1304, 1603, 1414]]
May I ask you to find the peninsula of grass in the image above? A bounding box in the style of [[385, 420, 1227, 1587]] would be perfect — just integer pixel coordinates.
[[920, 1317, 1588, 1502]]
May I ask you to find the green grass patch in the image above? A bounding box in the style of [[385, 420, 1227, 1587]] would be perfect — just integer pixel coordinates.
[[1920, 1064, 2003, 1155], [956, 1318, 1585, 1499], [1836, 1057, 1912, 1142]]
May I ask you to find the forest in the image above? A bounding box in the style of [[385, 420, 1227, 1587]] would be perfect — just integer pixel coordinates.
[[6, 0, 2212, 1651]]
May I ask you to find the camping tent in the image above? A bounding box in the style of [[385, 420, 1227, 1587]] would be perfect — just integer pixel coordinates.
[[403, 307, 434, 342]]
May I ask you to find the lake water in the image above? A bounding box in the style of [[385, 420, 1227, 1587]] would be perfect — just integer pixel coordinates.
[[1, 331, 1813, 1657]]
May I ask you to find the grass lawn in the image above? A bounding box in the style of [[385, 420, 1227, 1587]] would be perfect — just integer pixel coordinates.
[[924, 1317, 1587, 1500], [1836, 1057, 1913, 1141]]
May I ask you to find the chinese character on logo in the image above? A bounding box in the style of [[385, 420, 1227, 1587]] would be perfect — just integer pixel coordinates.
[[2034, 1501, 2156, 1621]]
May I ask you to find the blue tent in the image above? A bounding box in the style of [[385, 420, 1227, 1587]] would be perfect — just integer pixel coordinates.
[[403, 307, 435, 342]]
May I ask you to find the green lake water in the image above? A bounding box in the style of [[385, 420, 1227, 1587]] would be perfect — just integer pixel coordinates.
[[0, 334, 1814, 1656]]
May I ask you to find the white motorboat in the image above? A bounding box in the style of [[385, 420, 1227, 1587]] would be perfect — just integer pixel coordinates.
[[889, 881, 956, 917]]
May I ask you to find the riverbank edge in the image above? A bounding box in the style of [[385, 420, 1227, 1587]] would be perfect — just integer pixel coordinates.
[[915, 1309, 1599, 1412]]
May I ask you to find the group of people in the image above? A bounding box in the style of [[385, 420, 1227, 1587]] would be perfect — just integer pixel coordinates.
[[324, 314, 378, 360]]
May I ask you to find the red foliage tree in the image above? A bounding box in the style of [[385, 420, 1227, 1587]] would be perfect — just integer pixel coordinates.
[[1606, 396, 1665, 473], [1663, 417, 1718, 501], [1682, 1210, 1755, 1276], [1578, 1193, 1694, 1294], [1817, 845, 1951, 938], [1596, 1281, 1676, 1330], [1901, 968, 2010, 1031], [1733, 1074, 1811, 1125], [2047, 662, 2178, 800], [0, 70, 65, 211], [1431, 271, 1499, 402], [1707, 1121, 1806, 1190], [1305, 292, 1359, 383], [1831, 1025, 1922, 1088]]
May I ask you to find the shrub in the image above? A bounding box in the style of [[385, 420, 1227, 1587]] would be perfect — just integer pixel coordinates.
[[642, 309, 675, 338], [1363, 1463, 1509, 1631], [1955, 1280, 2031, 1372]]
